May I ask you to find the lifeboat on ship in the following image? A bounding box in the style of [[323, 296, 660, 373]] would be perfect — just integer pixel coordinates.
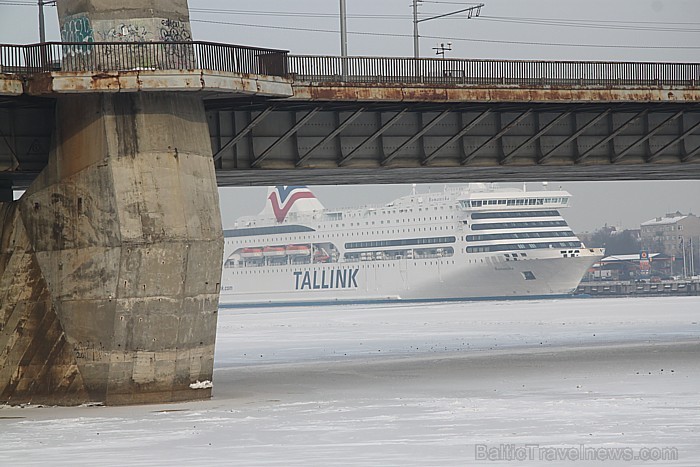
[[263, 246, 286, 257], [240, 247, 263, 259], [285, 244, 311, 256], [313, 249, 331, 263]]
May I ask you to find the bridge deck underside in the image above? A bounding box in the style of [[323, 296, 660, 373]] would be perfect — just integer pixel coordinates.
[[3, 100, 700, 189], [209, 101, 700, 184]]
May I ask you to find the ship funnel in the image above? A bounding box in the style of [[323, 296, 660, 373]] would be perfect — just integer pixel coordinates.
[[261, 186, 325, 223]]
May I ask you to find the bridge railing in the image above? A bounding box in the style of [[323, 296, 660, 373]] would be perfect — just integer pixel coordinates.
[[288, 55, 700, 87], [3, 42, 699, 87], [0, 41, 288, 76]]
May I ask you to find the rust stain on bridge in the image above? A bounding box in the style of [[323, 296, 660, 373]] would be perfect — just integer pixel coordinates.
[[20, 70, 293, 97], [292, 82, 700, 104]]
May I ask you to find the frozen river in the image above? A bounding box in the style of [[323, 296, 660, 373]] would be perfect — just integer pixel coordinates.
[[2, 296, 699, 466]]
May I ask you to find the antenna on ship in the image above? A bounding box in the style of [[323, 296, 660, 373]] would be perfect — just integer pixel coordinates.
[[412, 184, 417, 195]]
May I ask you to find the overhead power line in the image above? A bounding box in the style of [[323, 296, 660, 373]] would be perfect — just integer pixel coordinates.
[[189, 8, 700, 28], [485, 15, 700, 26], [7, 2, 694, 32], [187, 7, 700, 33], [479, 16, 700, 33], [190, 18, 700, 50]]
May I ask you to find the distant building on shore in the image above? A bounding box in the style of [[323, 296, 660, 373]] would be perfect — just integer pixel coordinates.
[[586, 253, 673, 281], [641, 212, 700, 276]]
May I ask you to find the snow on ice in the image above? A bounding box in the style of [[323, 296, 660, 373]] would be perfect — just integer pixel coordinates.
[[1, 296, 699, 466]]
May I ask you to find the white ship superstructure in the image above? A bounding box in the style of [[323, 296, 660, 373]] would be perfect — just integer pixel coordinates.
[[219, 185, 604, 306]]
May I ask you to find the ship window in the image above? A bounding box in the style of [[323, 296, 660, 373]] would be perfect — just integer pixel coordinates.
[[522, 271, 537, 280]]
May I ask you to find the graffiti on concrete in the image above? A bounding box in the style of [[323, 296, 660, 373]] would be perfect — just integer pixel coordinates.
[[159, 18, 192, 42], [95, 22, 155, 69], [98, 23, 149, 42], [159, 18, 194, 68], [61, 14, 94, 57]]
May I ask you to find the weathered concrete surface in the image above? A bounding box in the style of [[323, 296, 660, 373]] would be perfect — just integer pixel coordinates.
[[58, 0, 192, 44], [0, 76, 24, 96], [23, 70, 293, 97], [57, 0, 195, 72], [291, 83, 700, 103], [0, 92, 223, 405]]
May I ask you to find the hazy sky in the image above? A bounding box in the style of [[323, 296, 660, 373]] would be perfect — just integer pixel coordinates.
[[220, 181, 700, 233], [2, 1, 699, 233], [4, 0, 698, 61]]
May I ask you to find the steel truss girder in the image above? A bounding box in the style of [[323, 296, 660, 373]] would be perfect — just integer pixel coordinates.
[[612, 110, 683, 163], [538, 110, 611, 164], [212, 107, 273, 162], [5, 101, 700, 191], [204, 103, 700, 175], [501, 111, 571, 164], [648, 118, 700, 162], [251, 107, 321, 168], [296, 108, 365, 167], [381, 109, 450, 166], [338, 109, 408, 166], [684, 143, 700, 162], [576, 110, 649, 164], [461, 109, 532, 165], [422, 110, 491, 166]]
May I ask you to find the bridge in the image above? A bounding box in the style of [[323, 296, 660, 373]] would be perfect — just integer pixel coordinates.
[[1, 0, 699, 407], [3, 43, 700, 192]]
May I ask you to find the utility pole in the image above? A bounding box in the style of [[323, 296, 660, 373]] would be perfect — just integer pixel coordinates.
[[413, 0, 421, 59], [413, 2, 483, 58], [340, 0, 348, 57], [340, 0, 348, 80], [691, 237, 695, 276], [38, 1, 56, 43], [38, 0, 46, 43]]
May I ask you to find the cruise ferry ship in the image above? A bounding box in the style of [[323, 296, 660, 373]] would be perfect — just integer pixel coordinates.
[[219, 185, 604, 306]]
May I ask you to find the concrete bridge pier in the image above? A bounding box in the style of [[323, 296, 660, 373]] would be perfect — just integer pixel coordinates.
[[0, 93, 223, 404], [1, 92, 223, 405], [1, 0, 225, 405]]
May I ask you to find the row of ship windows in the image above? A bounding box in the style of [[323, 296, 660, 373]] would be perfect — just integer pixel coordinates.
[[344, 247, 454, 262], [471, 210, 561, 220], [309, 212, 561, 228], [461, 197, 568, 208], [346, 242, 580, 257], [342, 224, 454, 230], [346, 236, 457, 249], [466, 230, 575, 242], [227, 211, 563, 239], [225, 227, 457, 245], [326, 205, 453, 220], [345, 215, 456, 226], [226, 230, 576, 250], [466, 241, 582, 253], [229, 260, 458, 273], [470, 220, 568, 230]]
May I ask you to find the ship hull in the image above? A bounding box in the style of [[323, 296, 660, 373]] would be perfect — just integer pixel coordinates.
[[219, 248, 601, 307]]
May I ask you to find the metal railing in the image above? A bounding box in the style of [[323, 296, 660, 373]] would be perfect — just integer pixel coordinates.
[[2, 41, 699, 87], [288, 55, 700, 87], [0, 41, 288, 77]]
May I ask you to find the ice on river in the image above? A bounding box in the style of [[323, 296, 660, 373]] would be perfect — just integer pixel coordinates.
[[2, 296, 699, 466]]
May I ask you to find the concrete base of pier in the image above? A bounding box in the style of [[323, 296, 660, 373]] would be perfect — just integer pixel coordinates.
[[1, 92, 223, 405]]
